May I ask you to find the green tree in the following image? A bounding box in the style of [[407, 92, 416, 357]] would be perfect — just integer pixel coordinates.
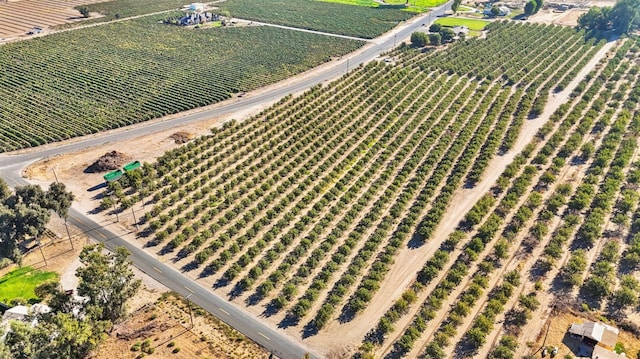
[[0, 179, 9, 202], [46, 182, 75, 220], [76, 244, 141, 323], [534, 0, 543, 12], [611, 0, 640, 33], [429, 23, 442, 33], [5, 312, 107, 359], [429, 33, 442, 46], [410, 32, 429, 47], [578, 6, 613, 31], [452, 0, 463, 13], [491, 6, 501, 16], [525, 0, 537, 15], [78, 6, 90, 18], [439, 27, 455, 42]]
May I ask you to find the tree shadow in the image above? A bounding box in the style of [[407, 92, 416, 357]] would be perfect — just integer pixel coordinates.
[[180, 260, 199, 272], [301, 321, 319, 339], [261, 300, 283, 318], [158, 244, 175, 256], [277, 314, 300, 329], [338, 306, 355, 324], [198, 265, 215, 279], [406, 232, 424, 249], [529, 258, 552, 281]]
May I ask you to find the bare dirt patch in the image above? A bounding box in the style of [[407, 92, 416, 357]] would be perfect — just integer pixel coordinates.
[[93, 291, 269, 359], [528, 8, 586, 26], [0, 0, 105, 40]]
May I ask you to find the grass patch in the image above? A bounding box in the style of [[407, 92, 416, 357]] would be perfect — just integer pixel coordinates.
[[458, 5, 476, 11], [434, 17, 490, 31], [385, 0, 448, 12], [0, 266, 58, 304]]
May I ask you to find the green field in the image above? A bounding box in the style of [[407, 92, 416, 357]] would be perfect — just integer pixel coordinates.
[[434, 16, 491, 31], [219, 0, 414, 38], [0, 16, 362, 152], [319, 0, 379, 6], [0, 267, 58, 304], [385, 0, 449, 11], [316, 0, 447, 12]]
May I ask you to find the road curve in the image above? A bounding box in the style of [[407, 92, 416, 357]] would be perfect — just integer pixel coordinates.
[[0, 4, 450, 358]]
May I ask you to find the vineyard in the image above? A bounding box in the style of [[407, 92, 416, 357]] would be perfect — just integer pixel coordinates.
[[218, 0, 414, 39], [0, 16, 362, 153], [99, 22, 627, 355]]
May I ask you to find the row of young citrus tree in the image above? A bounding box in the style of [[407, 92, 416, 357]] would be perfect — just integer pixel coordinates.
[[358, 38, 640, 359], [108, 22, 604, 344]]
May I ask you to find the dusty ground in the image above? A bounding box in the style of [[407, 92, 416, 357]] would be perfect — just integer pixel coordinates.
[[93, 291, 269, 359], [528, 8, 587, 27], [0, 216, 88, 278], [0, 0, 104, 40], [531, 310, 640, 358]]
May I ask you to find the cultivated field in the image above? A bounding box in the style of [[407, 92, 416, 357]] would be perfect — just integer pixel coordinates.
[[218, 0, 415, 38], [0, 0, 103, 38], [0, 16, 362, 152], [98, 22, 615, 355], [360, 38, 640, 359]]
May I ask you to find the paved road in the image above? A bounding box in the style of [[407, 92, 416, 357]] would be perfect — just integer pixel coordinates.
[[0, 4, 450, 358]]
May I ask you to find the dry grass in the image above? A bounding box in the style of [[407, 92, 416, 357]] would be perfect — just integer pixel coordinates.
[[93, 292, 270, 359], [530, 308, 640, 359]]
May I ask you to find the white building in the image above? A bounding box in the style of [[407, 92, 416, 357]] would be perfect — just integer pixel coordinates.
[[483, 5, 511, 16], [189, 3, 206, 12]]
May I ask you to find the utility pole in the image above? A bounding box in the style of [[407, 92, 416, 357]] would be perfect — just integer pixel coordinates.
[[37, 239, 47, 266], [131, 207, 139, 231], [111, 195, 119, 222], [186, 293, 195, 329], [53, 169, 74, 249]]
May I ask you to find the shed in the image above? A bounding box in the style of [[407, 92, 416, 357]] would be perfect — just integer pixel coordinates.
[[189, 3, 205, 11], [1, 305, 28, 322], [568, 322, 619, 348], [592, 346, 625, 359]]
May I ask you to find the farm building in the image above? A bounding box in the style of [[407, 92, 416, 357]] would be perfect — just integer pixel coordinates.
[[175, 12, 219, 26], [567, 321, 624, 359], [1, 304, 50, 324], [1, 305, 29, 322], [189, 2, 205, 12], [483, 5, 511, 16]]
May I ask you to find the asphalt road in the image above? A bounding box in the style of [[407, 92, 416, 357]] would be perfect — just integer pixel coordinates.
[[0, 4, 450, 358]]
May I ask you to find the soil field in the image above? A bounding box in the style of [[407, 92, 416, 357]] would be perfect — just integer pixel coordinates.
[[33, 22, 607, 357], [0, 0, 103, 39]]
